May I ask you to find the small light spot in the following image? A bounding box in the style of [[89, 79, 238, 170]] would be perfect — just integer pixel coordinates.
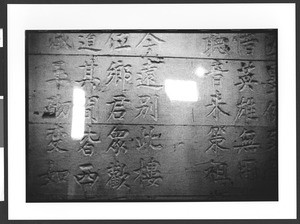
[[194, 66, 207, 78]]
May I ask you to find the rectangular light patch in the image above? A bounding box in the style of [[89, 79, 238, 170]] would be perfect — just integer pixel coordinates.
[[71, 87, 86, 140], [0, 29, 2, 48], [165, 79, 199, 102]]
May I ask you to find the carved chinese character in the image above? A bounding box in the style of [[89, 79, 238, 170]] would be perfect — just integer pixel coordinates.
[[266, 129, 277, 152], [234, 129, 260, 154], [204, 160, 232, 185], [42, 94, 71, 118], [233, 33, 259, 55], [39, 160, 69, 186], [76, 57, 101, 91], [106, 160, 130, 190], [235, 62, 258, 92], [46, 123, 68, 153], [78, 125, 101, 156], [104, 60, 132, 91], [85, 95, 99, 123], [74, 163, 99, 197], [49, 33, 73, 50], [78, 33, 101, 52], [136, 57, 164, 90], [135, 126, 163, 151], [203, 34, 231, 56], [134, 157, 162, 187], [265, 33, 277, 56], [206, 90, 230, 120], [205, 126, 229, 154], [205, 60, 228, 87], [235, 97, 258, 123], [262, 63, 276, 94], [105, 33, 131, 50], [134, 94, 159, 121], [263, 100, 277, 123], [106, 94, 131, 121], [106, 126, 129, 156], [136, 33, 165, 55], [238, 159, 258, 180], [46, 61, 70, 90], [74, 163, 99, 186]]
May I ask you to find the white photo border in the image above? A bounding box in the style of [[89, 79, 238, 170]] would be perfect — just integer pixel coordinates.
[[8, 3, 296, 220]]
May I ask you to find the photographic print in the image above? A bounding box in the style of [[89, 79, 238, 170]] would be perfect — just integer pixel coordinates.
[[26, 30, 278, 202]]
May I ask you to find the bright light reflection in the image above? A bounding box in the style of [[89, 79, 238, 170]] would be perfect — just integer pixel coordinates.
[[195, 66, 207, 78], [71, 87, 86, 140], [165, 79, 199, 102]]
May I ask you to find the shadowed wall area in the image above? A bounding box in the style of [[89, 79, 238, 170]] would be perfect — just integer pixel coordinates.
[[26, 30, 278, 202]]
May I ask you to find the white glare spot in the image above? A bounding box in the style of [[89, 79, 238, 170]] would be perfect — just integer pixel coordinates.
[[165, 79, 199, 102], [195, 66, 207, 78], [71, 87, 86, 140]]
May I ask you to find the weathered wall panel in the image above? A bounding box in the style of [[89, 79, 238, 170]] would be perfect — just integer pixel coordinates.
[[26, 31, 277, 202]]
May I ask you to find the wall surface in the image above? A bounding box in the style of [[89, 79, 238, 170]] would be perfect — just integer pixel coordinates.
[[26, 31, 277, 202]]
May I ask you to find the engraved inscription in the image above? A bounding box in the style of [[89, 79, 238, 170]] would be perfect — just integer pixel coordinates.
[[205, 126, 229, 154], [266, 129, 277, 152], [49, 33, 73, 50], [106, 160, 130, 190], [39, 160, 69, 186], [205, 60, 228, 87], [42, 94, 71, 118], [233, 33, 258, 55], [78, 33, 101, 52], [203, 34, 231, 56], [106, 33, 131, 51], [204, 160, 232, 185], [78, 125, 101, 156], [262, 63, 276, 94], [263, 100, 276, 123], [136, 58, 164, 90], [265, 33, 277, 56], [134, 157, 162, 187], [46, 123, 68, 153], [27, 31, 278, 202], [206, 90, 230, 120], [76, 57, 101, 91], [135, 126, 163, 151], [235, 62, 258, 92], [46, 61, 70, 90], [136, 33, 165, 55], [235, 97, 258, 123], [85, 95, 99, 123], [106, 126, 129, 156], [104, 60, 133, 91], [106, 94, 131, 121], [134, 94, 159, 121], [74, 163, 99, 197], [238, 159, 258, 180], [234, 129, 260, 154]]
